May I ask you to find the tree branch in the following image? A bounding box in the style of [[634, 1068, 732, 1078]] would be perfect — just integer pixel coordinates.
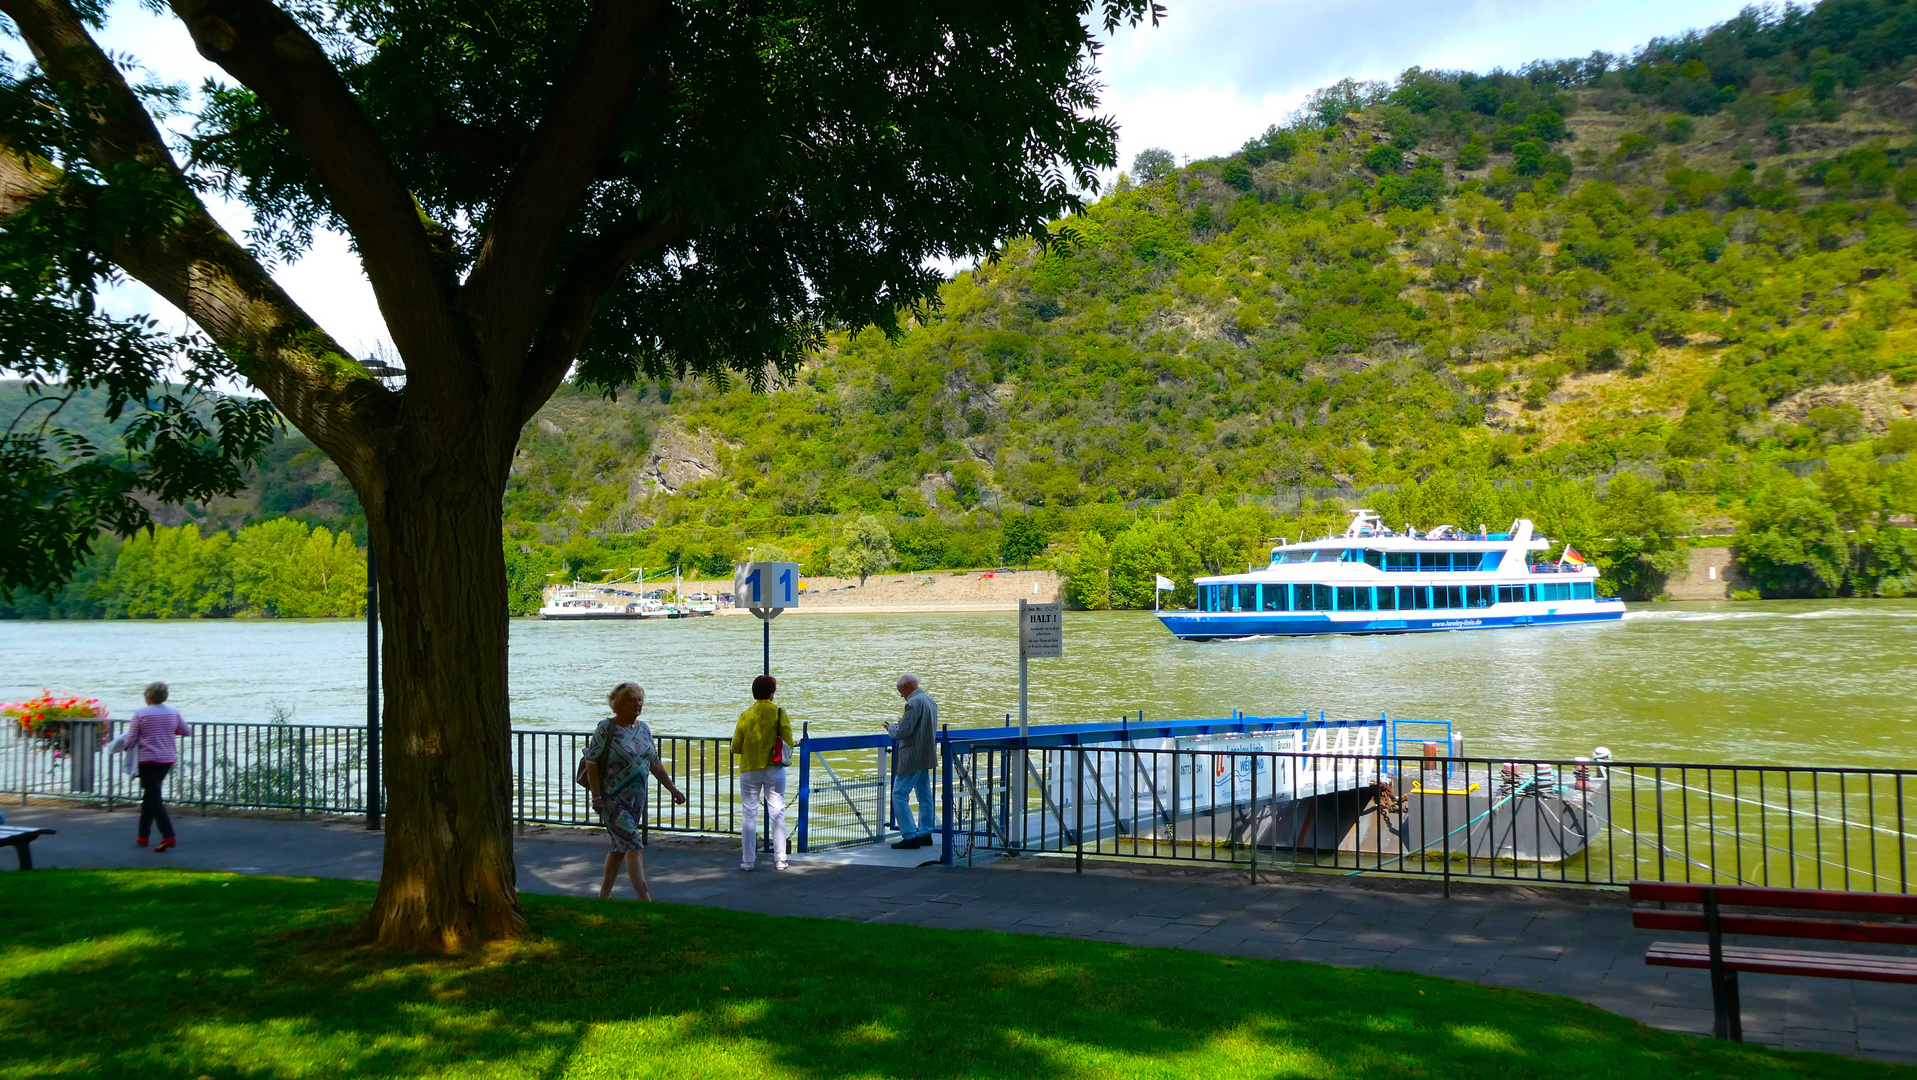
[[462, 0, 666, 373], [166, 0, 465, 381], [0, 140, 392, 483], [0, 0, 392, 487], [515, 214, 689, 425]]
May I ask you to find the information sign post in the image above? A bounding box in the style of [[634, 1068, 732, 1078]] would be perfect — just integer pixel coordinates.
[[734, 561, 800, 675], [1017, 599, 1062, 737], [1014, 599, 1061, 849]]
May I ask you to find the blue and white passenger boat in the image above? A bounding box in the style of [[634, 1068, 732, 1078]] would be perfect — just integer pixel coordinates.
[[1158, 510, 1624, 640]]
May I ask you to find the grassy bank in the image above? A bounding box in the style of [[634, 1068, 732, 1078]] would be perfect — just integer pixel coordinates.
[[0, 870, 1899, 1079]]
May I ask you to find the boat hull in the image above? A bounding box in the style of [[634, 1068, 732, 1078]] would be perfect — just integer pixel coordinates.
[[1156, 604, 1623, 640], [539, 611, 649, 620]]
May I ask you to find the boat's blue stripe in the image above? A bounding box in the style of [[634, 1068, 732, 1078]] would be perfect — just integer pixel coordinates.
[[1154, 608, 1623, 638]]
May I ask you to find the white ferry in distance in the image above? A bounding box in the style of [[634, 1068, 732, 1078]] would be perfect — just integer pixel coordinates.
[[539, 582, 668, 620], [1157, 510, 1623, 640]]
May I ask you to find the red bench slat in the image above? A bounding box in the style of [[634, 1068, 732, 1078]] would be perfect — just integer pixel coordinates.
[[1633, 910, 1917, 945], [1646, 941, 1917, 984], [1630, 881, 1917, 916]]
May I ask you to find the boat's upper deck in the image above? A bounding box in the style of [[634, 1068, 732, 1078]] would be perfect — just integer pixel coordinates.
[[1196, 512, 1597, 585]]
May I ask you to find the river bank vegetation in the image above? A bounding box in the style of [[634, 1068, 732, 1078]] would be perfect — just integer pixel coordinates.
[[11, 1, 1917, 617]]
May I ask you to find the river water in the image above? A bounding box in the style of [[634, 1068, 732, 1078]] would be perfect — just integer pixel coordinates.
[[4, 600, 1913, 766]]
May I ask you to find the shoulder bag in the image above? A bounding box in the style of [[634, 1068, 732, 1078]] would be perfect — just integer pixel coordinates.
[[767, 706, 788, 766], [575, 719, 611, 789]]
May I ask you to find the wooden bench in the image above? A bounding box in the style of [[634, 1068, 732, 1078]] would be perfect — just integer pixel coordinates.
[[0, 826, 55, 870], [1631, 881, 1917, 1042]]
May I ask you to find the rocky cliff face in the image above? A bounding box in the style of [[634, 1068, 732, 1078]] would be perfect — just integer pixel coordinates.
[[637, 426, 736, 494]]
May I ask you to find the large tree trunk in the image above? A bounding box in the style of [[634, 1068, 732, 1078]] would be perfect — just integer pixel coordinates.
[[364, 445, 526, 951]]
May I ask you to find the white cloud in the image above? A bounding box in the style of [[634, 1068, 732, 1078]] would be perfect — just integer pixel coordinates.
[[1098, 0, 1756, 176], [86, 3, 390, 362]]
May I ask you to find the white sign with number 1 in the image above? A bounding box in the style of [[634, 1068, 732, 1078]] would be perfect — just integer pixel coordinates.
[[734, 561, 800, 610]]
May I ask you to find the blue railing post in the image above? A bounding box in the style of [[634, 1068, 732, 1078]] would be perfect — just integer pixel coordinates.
[[796, 723, 811, 853], [939, 724, 954, 865]]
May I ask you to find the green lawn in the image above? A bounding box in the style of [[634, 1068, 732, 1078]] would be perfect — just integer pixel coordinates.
[[0, 870, 1902, 1080]]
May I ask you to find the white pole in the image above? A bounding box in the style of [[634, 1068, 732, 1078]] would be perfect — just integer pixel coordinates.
[[1018, 598, 1029, 739], [1017, 597, 1031, 849]]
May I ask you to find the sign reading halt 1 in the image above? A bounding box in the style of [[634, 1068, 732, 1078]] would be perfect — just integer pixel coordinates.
[[1019, 600, 1062, 659], [1016, 598, 1060, 741]]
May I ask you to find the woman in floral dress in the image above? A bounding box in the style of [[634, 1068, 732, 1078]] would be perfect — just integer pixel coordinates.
[[582, 682, 687, 900]]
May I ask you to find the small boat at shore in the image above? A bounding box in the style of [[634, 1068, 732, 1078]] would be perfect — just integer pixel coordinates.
[[539, 584, 662, 620], [539, 581, 724, 620], [1158, 510, 1623, 640]]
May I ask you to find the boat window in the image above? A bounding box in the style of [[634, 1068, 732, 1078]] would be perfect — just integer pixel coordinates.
[[1385, 551, 1413, 571], [1574, 582, 1594, 600], [1363, 549, 1383, 568], [1411, 586, 1430, 609], [1236, 584, 1258, 611], [1336, 586, 1373, 611], [1478, 552, 1502, 571], [1375, 586, 1396, 610], [1496, 585, 1524, 604], [1431, 585, 1459, 609], [1262, 584, 1288, 611], [1466, 585, 1495, 608]]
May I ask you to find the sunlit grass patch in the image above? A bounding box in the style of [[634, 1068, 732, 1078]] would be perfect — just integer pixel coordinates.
[[0, 869, 1905, 1080]]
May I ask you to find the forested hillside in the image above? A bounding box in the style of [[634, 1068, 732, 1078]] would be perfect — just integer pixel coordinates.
[[13, 0, 1917, 616], [497, 0, 1917, 604]]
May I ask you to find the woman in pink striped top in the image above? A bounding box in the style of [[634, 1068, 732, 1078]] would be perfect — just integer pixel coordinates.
[[125, 682, 191, 851]]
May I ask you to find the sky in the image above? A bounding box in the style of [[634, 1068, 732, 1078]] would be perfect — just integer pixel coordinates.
[[49, 0, 1757, 363]]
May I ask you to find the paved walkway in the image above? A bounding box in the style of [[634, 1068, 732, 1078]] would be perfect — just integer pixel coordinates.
[[4, 804, 1911, 1065]]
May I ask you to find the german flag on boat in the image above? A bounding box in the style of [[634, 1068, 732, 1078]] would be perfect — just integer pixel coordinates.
[[1558, 545, 1588, 567]]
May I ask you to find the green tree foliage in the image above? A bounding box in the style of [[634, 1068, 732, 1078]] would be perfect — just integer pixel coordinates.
[[830, 515, 897, 585], [503, 544, 550, 617], [230, 518, 368, 617], [1131, 147, 1175, 184], [1000, 514, 1048, 567], [25, 519, 371, 619], [0, 0, 1163, 949], [1734, 453, 1917, 596], [1598, 473, 1692, 598], [1362, 145, 1404, 174]]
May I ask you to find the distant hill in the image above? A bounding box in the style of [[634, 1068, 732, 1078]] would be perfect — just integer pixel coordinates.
[[505, 0, 1917, 572], [1, 379, 364, 540], [14, 0, 1917, 600]]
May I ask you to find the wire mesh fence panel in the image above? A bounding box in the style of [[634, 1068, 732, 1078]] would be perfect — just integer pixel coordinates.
[[800, 744, 891, 850]]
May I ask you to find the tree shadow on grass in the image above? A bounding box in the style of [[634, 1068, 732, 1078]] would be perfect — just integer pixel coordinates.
[[0, 869, 1903, 1080]]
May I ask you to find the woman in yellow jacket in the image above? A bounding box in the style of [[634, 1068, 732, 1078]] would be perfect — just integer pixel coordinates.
[[732, 674, 795, 871]]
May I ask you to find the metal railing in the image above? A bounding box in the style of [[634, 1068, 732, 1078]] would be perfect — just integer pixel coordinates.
[[16, 716, 1913, 895], [5, 721, 746, 838], [944, 742, 1917, 893], [4, 720, 371, 816]]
